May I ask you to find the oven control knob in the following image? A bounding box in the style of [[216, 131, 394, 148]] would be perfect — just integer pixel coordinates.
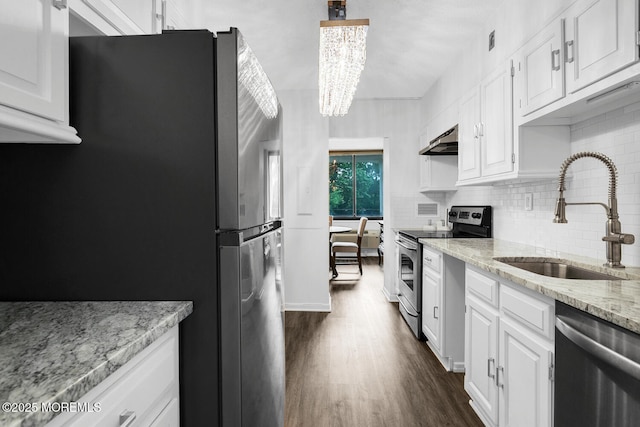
[[471, 213, 482, 219], [449, 211, 457, 218]]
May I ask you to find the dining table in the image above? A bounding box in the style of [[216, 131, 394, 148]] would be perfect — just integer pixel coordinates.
[[329, 225, 352, 236]]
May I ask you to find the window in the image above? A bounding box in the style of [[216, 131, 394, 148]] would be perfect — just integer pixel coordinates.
[[329, 152, 383, 219]]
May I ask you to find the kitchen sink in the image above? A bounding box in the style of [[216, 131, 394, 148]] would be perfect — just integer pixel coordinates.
[[493, 257, 628, 280]]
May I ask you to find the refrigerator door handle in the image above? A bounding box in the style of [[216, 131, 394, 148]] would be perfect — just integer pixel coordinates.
[[219, 221, 282, 247]]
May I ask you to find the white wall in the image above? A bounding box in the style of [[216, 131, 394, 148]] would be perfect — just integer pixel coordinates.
[[280, 90, 331, 311], [329, 99, 438, 299]]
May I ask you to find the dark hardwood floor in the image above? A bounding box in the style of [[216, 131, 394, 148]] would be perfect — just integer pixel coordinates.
[[285, 258, 483, 427]]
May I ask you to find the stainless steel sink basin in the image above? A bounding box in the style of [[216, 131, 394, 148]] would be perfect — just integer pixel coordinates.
[[493, 257, 628, 280]]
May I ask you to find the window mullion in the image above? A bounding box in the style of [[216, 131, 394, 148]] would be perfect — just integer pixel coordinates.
[[352, 154, 357, 217]]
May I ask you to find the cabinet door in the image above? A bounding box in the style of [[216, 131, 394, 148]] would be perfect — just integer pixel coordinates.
[[149, 398, 179, 427], [465, 295, 499, 425], [164, 0, 188, 30], [516, 17, 565, 115], [0, 0, 66, 121], [565, 0, 639, 93], [419, 155, 458, 192], [480, 63, 514, 177], [498, 318, 554, 427], [81, 0, 154, 34], [458, 89, 481, 181], [421, 271, 441, 349]]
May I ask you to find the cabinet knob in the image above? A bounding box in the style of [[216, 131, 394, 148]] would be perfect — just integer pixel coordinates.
[[52, 0, 67, 9]]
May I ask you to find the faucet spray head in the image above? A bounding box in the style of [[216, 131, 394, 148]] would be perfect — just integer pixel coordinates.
[[553, 197, 567, 223]]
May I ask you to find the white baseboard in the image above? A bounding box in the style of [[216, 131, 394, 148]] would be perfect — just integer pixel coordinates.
[[285, 301, 332, 312], [382, 286, 398, 302], [452, 361, 466, 373]]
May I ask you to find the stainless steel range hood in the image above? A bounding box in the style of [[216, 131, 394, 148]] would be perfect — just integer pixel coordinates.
[[419, 124, 458, 155]]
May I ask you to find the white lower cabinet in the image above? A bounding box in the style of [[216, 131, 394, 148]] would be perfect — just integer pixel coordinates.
[[498, 317, 554, 427], [465, 265, 554, 427], [421, 246, 465, 372], [465, 294, 499, 425], [46, 326, 180, 427], [149, 398, 180, 427]]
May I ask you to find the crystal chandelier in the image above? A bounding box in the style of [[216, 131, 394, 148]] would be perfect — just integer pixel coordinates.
[[319, 1, 369, 116]]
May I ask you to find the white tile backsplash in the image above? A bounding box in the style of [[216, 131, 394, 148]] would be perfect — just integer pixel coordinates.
[[391, 193, 447, 228], [448, 103, 640, 267]]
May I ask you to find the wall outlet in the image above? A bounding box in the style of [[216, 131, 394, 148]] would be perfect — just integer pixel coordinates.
[[524, 193, 533, 211]]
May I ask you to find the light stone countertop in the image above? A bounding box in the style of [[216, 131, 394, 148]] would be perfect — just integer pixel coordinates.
[[0, 301, 193, 427], [418, 238, 640, 334]]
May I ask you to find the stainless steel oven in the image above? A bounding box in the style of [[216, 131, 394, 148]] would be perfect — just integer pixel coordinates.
[[396, 233, 421, 338], [555, 301, 640, 426], [396, 205, 492, 340]]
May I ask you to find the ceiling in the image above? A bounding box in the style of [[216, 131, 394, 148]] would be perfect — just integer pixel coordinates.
[[198, 0, 502, 101]]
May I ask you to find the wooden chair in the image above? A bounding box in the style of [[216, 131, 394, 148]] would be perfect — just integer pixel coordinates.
[[331, 217, 367, 277]]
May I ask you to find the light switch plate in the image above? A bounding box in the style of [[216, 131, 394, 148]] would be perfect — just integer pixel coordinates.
[[525, 193, 533, 211]]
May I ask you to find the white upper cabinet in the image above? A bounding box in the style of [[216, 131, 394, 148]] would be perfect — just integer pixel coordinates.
[[457, 61, 514, 185], [419, 155, 458, 192], [515, 0, 640, 124], [564, 0, 639, 94], [514, 17, 566, 116], [458, 88, 481, 181], [163, 0, 188, 30], [0, 0, 79, 143], [69, 0, 190, 36], [0, 0, 65, 121], [480, 63, 514, 178], [76, 0, 154, 34]]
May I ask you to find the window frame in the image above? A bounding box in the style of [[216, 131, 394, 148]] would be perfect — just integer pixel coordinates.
[[329, 150, 383, 221]]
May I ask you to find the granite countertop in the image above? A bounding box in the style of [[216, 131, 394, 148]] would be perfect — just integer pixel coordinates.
[[0, 301, 193, 427], [418, 238, 640, 334]]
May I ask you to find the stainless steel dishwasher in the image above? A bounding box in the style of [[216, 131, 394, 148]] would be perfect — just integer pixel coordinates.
[[555, 302, 640, 426]]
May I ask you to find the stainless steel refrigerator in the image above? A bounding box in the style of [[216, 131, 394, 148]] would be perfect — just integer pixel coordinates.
[[0, 29, 284, 426]]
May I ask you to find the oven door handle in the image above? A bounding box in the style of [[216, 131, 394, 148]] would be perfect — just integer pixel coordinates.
[[398, 294, 418, 317], [556, 316, 640, 381], [396, 240, 417, 251]]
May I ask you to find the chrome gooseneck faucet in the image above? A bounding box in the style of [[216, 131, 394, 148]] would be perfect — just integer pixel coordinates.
[[553, 151, 635, 268]]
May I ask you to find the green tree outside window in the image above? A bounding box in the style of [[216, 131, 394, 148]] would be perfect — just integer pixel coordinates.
[[329, 153, 383, 218]]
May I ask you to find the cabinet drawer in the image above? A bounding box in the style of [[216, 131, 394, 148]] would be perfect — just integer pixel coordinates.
[[52, 327, 179, 427], [422, 246, 442, 274], [466, 266, 498, 307], [500, 284, 554, 339]]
